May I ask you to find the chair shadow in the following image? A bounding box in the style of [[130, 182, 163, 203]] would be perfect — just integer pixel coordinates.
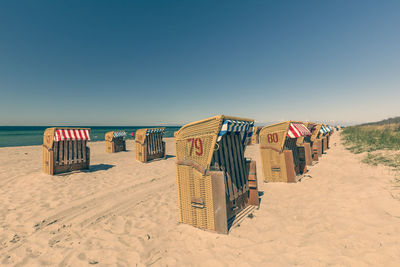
[[85, 164, 115, 173], [165, 155, 176, 159]]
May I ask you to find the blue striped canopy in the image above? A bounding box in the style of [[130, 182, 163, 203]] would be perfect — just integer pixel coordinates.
[[217, 119, 254, 145], [320, 125, 330, 134], [113, 131, 127, 138], [146, 128, 165, 136]]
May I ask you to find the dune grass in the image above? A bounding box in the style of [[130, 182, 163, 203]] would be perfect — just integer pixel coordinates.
[[341, 125, 400, 154], [361, 152, 400, 168], [341, 125, 400, 170]]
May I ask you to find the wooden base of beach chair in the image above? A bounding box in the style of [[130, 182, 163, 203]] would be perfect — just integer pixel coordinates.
[[297, 146, 308, 174], [315, 139, 322, 156], [135, 142, 166, 163], [260, 148, 297, 183], [106, 140, 126, 153], [43, 145, 90, 175], [322, 137, 327, 153], [326, 135, 330, 149], [176, 168, 253, 234], [312, 147, 319, 161], [247, 160, 259, 207], [303, 143, 313, 166]]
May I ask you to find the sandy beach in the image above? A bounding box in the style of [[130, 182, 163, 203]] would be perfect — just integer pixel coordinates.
[[1, 133, 400, 266]]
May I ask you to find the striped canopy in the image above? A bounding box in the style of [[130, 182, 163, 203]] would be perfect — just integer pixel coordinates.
[[217, 119, 254, 145], [287, 123, 312, 138], [113, 131, 126, 138], [146, 128, 165, 136], [54, 129, 90, 141], [320, 125, 331, 134]]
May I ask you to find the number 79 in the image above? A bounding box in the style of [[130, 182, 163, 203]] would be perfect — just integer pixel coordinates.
[[187, 138, 203, 156]]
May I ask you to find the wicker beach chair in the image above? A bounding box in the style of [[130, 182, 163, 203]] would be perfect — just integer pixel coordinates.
[[319, 125, 331, 153], [135, 128, 166, 163], [42, 128, 91, 175], [297, 122, 317, 165], [175, 115, 258, 234], [310, 124, 323, 158], [105, 131, 127, 153], [259, 121, 312, 183]]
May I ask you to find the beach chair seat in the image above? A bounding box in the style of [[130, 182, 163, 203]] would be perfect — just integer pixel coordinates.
[[42, 128, 91, 175], [175, 115, 258, 234]]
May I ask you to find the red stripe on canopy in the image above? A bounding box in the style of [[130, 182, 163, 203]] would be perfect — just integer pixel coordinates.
[[287, 123, 312, 138], [54, 129, 90, 141]]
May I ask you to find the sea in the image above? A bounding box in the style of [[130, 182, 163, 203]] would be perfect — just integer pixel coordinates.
[[0, 126, 182, 148]]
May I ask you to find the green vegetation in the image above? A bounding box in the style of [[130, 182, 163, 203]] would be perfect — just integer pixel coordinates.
[[341, 117, 400, 171], [341, 126, 400, 154], [361, 152, 400, 169]]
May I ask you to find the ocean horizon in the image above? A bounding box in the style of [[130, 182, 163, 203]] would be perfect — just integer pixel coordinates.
[[0, 126, 182, 148]]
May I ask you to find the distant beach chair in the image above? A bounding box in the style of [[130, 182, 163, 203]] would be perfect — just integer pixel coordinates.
[[325, 125, 333, 149], [311, 124, 323, 158], [105, 131, 126, 153], [42, 128, 91, 175], [135, 128, 166, 163], [259, 121, 312, 183], [320, 125, 331, 152], [175, 115, 258, 234], [251, 126, 262, 144], [298, 122, 318, 165]]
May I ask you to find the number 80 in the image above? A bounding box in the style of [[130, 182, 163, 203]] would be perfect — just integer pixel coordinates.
[[267, 133, 279, 143]]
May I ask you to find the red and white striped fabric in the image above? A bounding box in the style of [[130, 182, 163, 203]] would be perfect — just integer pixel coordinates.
[[287, 123, 312, 138], [54, 129, 90, 141]]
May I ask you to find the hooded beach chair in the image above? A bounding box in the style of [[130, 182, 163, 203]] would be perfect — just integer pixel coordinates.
[[105, 131, 127, 153], [310, 124, 323, 158], [42, 128, 91, 175], [297, 122, 319, 164], [320, 125, 331, 152], [135, 128, 166, 163], [295, 122, 316, 166], [175, 115, 258, 234], [259, 121, 312, 183]]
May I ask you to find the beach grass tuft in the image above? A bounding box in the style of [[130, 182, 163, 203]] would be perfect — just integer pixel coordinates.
[[341, 124, 400, 170]]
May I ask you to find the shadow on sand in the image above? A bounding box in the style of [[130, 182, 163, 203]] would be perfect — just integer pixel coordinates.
[[85, 164, 115, 172]]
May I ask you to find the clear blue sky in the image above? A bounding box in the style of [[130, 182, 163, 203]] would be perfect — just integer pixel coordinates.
[[1, 0, 399, 126]]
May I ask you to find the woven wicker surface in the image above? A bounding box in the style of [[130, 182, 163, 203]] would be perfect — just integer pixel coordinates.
[[105, 131, 114, 142]]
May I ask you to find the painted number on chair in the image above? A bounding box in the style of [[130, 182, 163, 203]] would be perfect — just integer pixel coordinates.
[[187, 138, 203, 156], [267, 133, 279, 143]]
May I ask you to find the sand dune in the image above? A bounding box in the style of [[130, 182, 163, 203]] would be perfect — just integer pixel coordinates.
[[1, 134, 400, 266]]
